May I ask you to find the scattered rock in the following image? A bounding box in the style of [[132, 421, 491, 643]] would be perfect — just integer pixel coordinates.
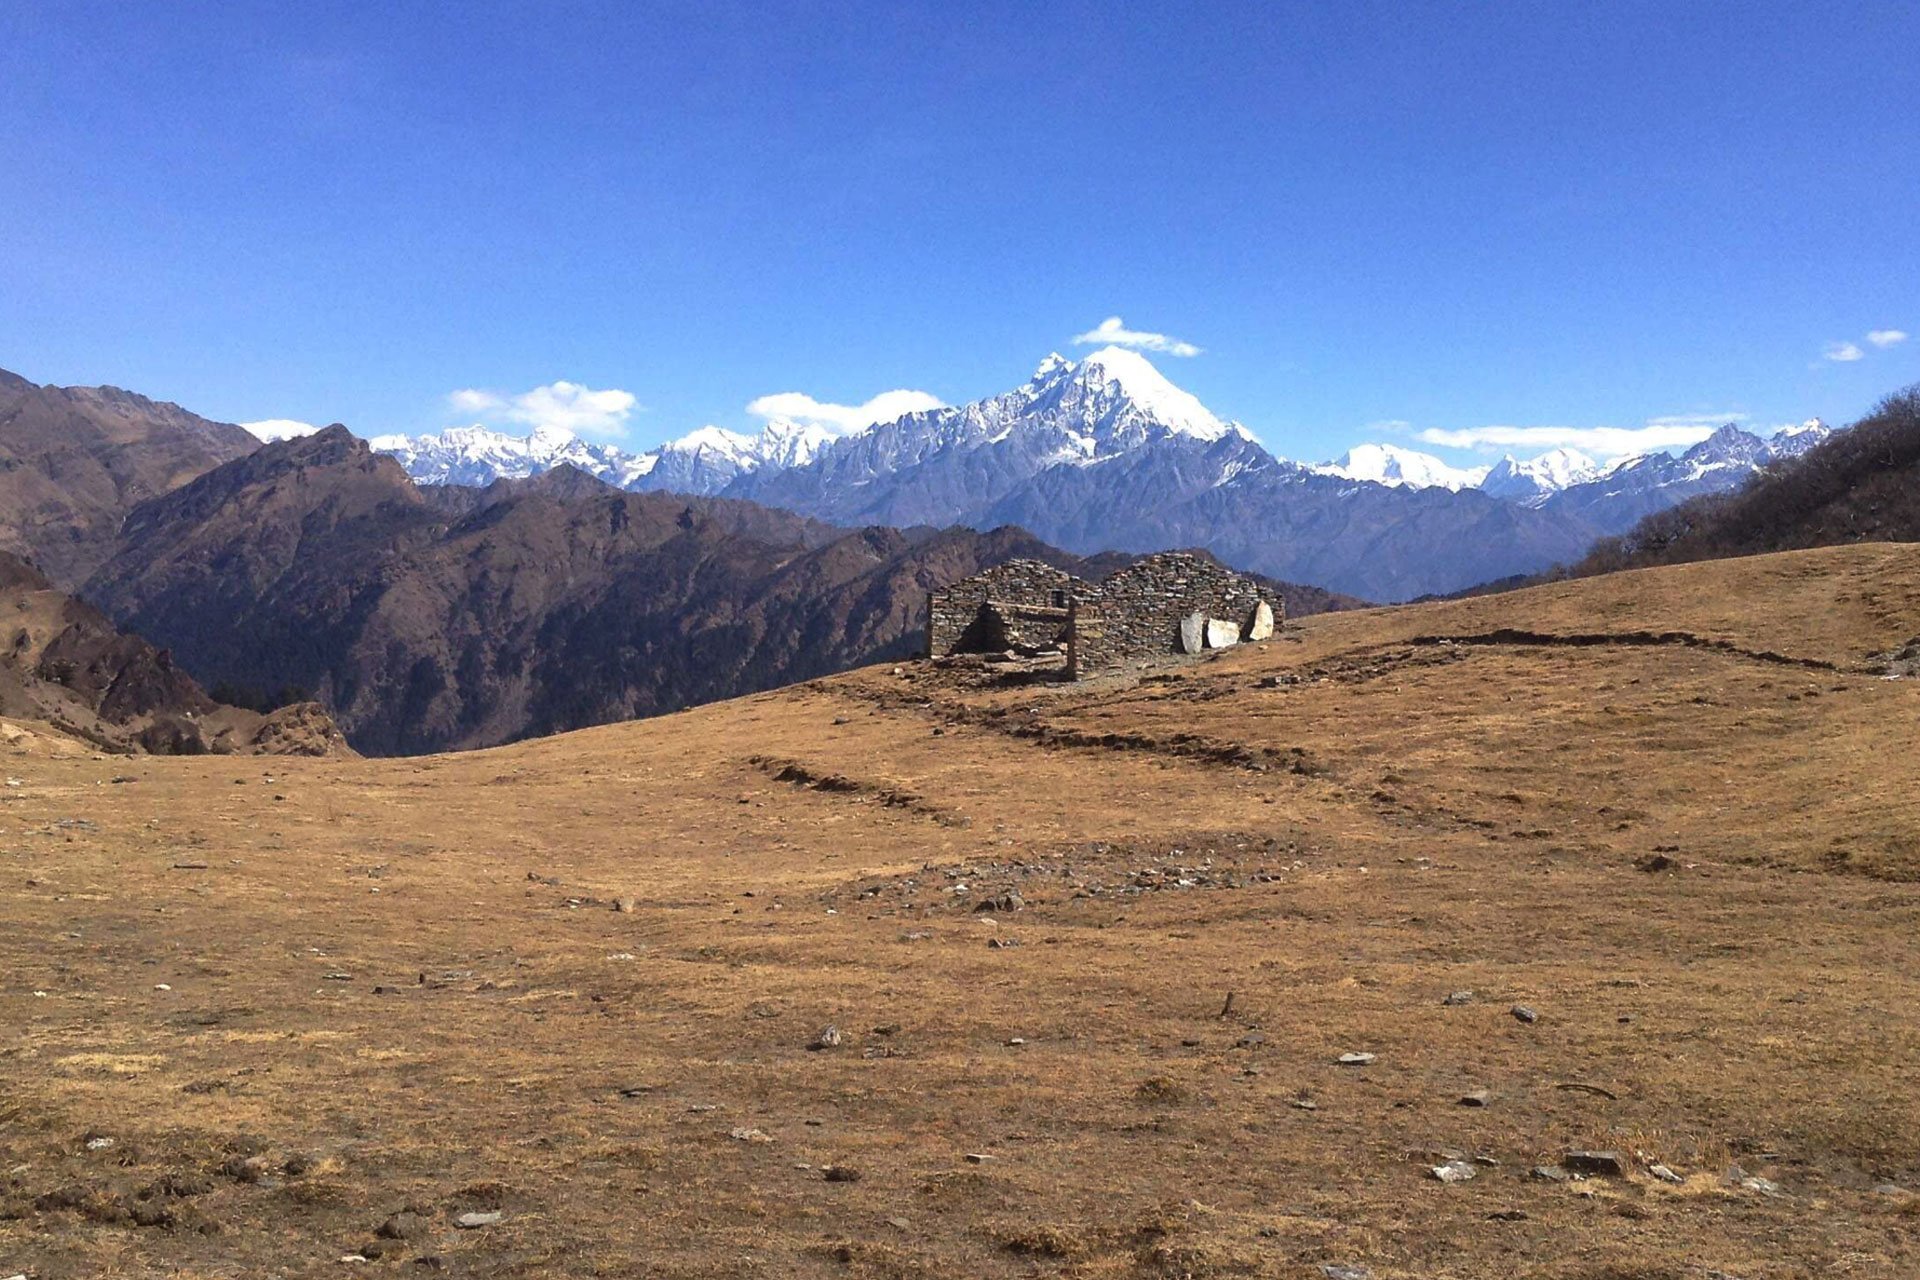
[[1649, 1164, 1684, 1184], [1289, 1098, 1318, 1111], [1563, 1151, 1627, 1177], [455, 1210, 503, 1229], [886, 1216, 910, 1229], [1442, 990, 1475, 1006], [1006, 1036, 1026, 1046], [376, 1211, 429, 1240], [1247, 600, 1276, 641], [1321, 1265, 1371, 1280], [1179, 613, 1207, 655], [1874, 1182, 1908, 1196], [730, 1127, 773, 1143], [1487, 1209, 1528, 1222], [1458, 1089, 1491, 1107], [612, 896, 637, 913], [1740, 1174, 1784, 1197], [84, 1135, 115, 1151], [976, 891, 1024, 914], [964, 1152, 994, 1164], [1530, 1165, 1570, 1182], [219, 1155, 270, 1183], [1237, 1032, 1267, 1048], [1337, 1052, 1376, 1066], [822, 1165, 862, 1183], [1510, 1004, 1538, 1024], [1637, 853, 1675, 873], [1430, 1160, 1477, 1183], [808, 1025, 846, 1051]]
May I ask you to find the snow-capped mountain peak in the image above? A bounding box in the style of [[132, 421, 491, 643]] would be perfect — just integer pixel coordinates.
[[1030, 352, 1074, 382], [1770, 418, 1831, 458], [1478, 447, 1607, 505], [1066, 346, 1230, 441], [754, 419, 837, 469], [662, 425, 757, 458], [1313, 443, 1490, 491]]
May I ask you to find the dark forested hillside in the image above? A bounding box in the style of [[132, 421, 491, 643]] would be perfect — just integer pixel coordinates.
[[1575, 388, 1920, 574]]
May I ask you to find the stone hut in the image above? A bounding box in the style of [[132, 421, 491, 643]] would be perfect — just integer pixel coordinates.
[[925, 559, 1099, 658], [926, 551, 1280, 678]]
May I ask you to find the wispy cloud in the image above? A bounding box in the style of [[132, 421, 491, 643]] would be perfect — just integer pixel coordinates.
[[242, 418, 323, 442], [448, 380, 639, 439], [1071, 316, 1202, 358], [1867, 329, 1909, 349], [1417, 412, 1743, 459], [1823, 341, 1866, 363], [746, 388, 945, 435]]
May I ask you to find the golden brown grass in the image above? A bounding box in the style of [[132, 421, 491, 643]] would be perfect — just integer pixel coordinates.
[[4, 544, 1920, 1277]]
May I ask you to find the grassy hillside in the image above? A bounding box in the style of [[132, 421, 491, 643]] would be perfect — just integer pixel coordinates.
[[4, 544, 1920, 1276]]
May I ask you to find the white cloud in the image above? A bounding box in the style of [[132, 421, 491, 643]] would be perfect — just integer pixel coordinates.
[[447, 380, 639, 439], [1867, 329, 1909, 349], [1417, 412, 1744, 459], [242, 418, 323, 442], [1070, 316, 1202, 358], [1823, 341, 1866, 363], [745, 388, 946, 435]]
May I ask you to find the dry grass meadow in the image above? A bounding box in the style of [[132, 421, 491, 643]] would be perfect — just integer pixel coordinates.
[[6, 544, 1920, 1278]]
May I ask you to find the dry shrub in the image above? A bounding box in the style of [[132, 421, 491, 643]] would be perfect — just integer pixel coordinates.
[[1136, 1074, 1188, 1104], [1001, 1222, 1091, 1259]]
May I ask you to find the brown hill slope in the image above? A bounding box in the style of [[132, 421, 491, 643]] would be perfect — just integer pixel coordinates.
[[0, 367, 259, 586], [3, 544, 1919, 1276], [0, 551, 349, 755], [1577, 385, 1920, 573], [85, 430, 1360, 754]]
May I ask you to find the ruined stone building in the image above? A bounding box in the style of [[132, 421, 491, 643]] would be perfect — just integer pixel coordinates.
[[925, 552, 1280, 678]]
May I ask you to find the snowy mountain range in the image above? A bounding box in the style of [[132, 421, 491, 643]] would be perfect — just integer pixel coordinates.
[[370, 417, 838, 495], [362, 350, 1836, 601]]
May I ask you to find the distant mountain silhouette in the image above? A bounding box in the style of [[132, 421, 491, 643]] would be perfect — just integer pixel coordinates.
[[0, 367, 258, 586]]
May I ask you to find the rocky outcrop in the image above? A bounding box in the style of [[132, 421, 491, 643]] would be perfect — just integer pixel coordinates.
[[0, 367, 259, 587], [0, 551, 350, 755]]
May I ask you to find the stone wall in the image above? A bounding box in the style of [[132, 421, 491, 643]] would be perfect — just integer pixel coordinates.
[[1066, 552, 1278, 677], [928, 551, 1279, 675], [926, 559, 1096, 656]]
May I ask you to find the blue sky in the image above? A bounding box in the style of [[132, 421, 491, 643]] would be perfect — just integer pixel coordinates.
[[2, 1, 1915, 462]]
